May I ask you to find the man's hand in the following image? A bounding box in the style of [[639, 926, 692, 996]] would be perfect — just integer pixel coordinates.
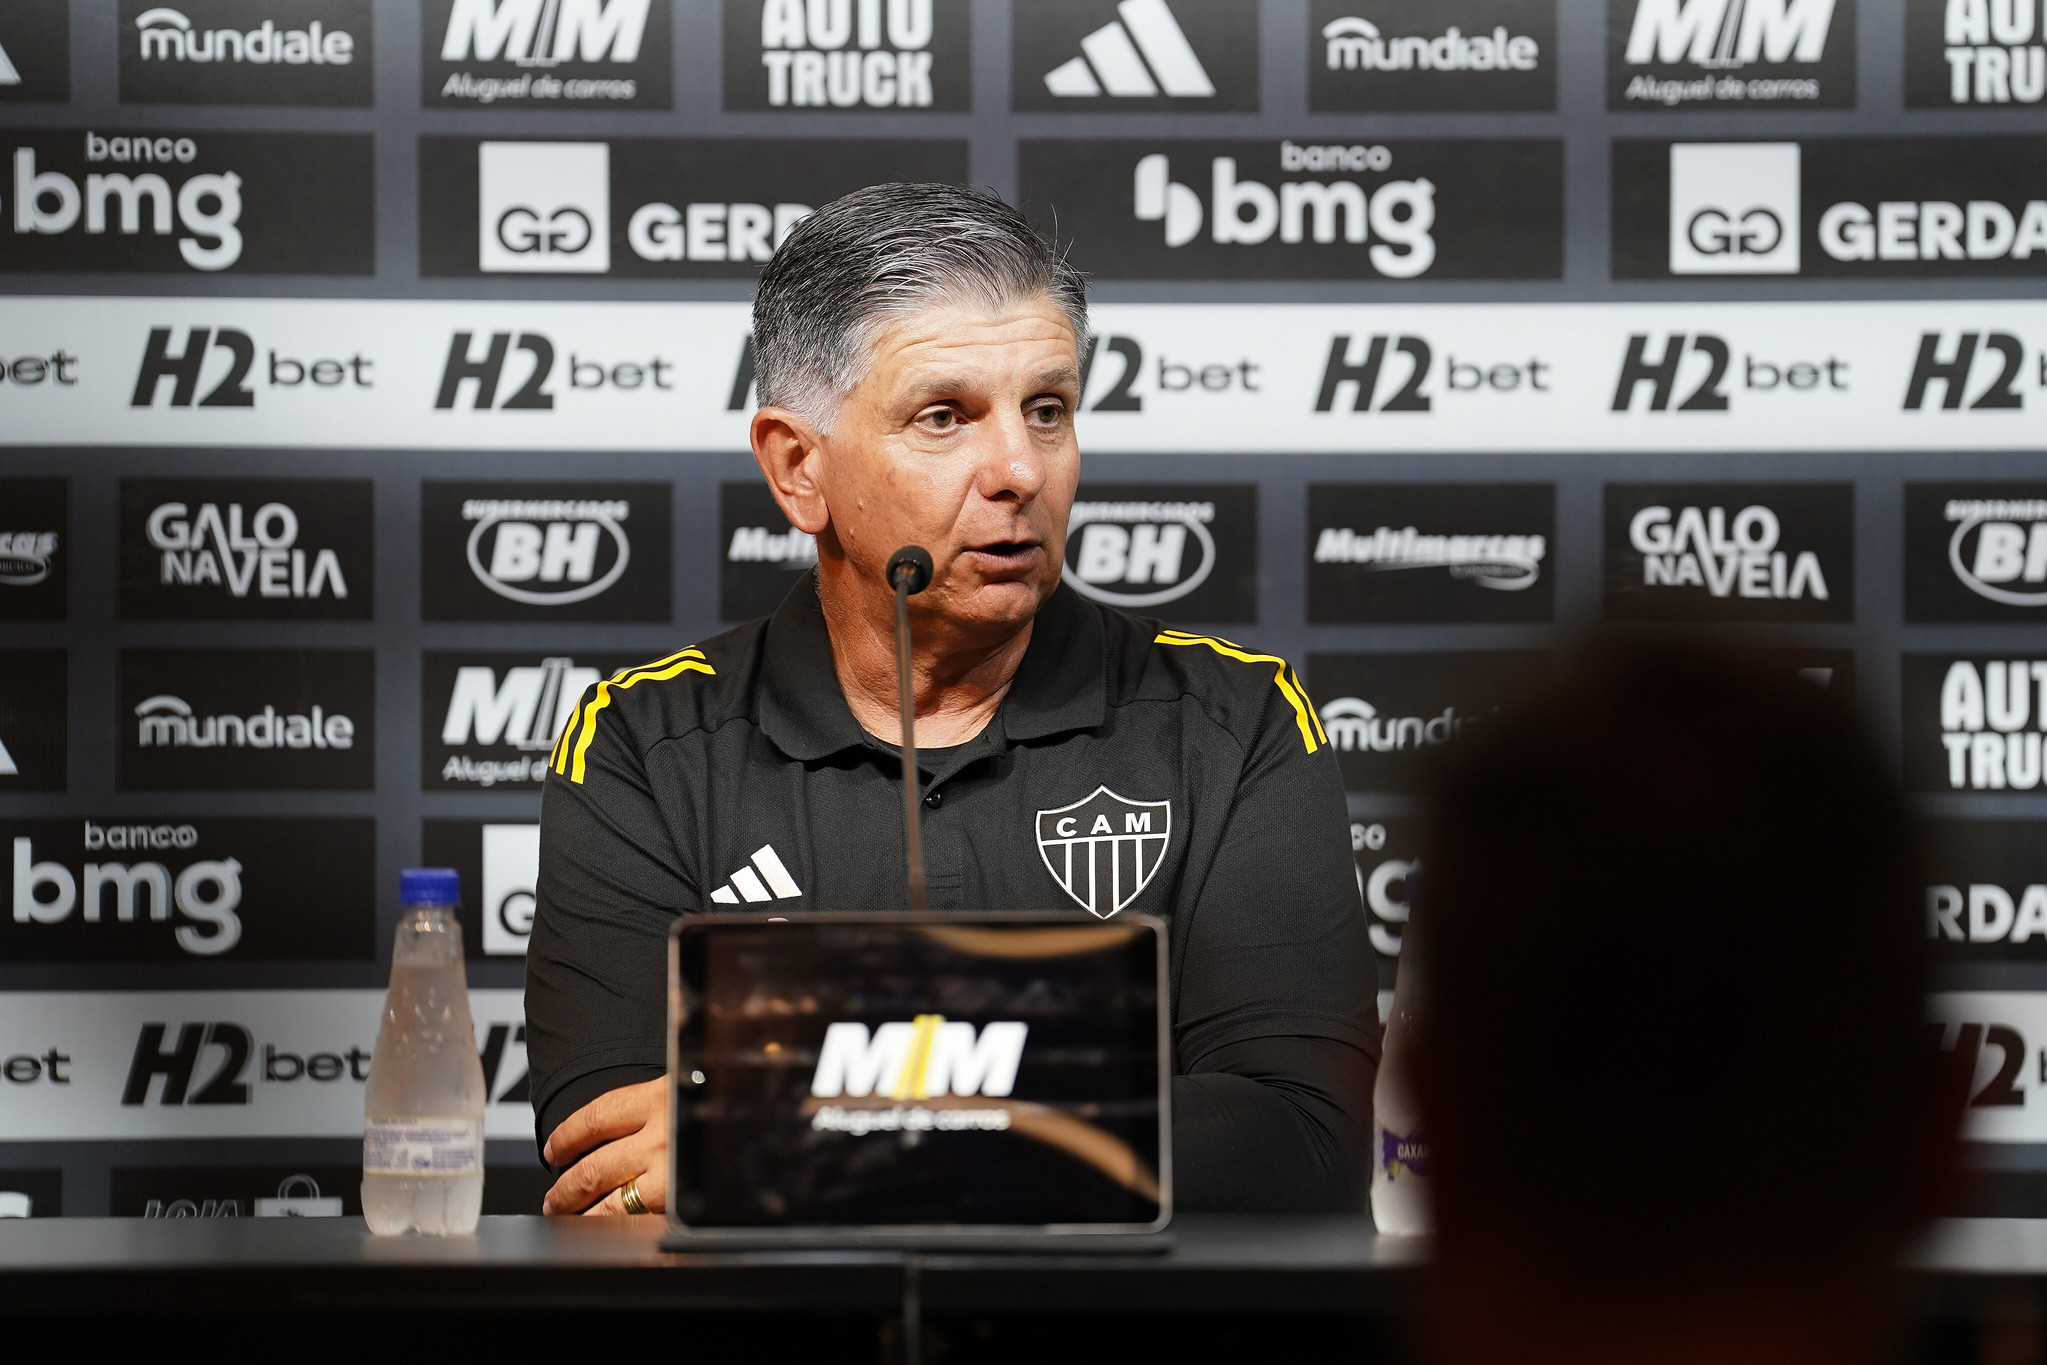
[[541, 1078, 668, 1216]]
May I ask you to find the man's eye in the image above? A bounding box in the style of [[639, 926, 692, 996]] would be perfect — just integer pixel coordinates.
[[1029, 403, 1065, 424], [921, 408, 956, 429]]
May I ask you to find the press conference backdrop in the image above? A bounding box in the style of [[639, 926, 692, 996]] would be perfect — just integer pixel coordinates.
[[1, 0, 2045, 1219]]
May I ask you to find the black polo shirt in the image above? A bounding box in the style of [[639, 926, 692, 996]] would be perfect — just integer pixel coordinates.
[[526, 574, 1378, 1212]]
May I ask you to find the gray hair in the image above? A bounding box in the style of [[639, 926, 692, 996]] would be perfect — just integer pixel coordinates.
[[751, 182, 1089, 431]]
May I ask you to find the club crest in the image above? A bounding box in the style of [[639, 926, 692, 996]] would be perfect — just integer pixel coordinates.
[[1035, 786, 1172, 919]]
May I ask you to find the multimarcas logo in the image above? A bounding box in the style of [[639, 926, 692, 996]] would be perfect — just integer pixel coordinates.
[[1905, 0, 2047, 106], [422, 481, 671, 622], [0, 477, 67, 623], [721, 480, 816, 621], [1018, 138, 1563, 280], [725, 0, 970, 110], [423, 651, 641, 788], [1309, 650, 1549, 792], [1903, 655, 2047, 791], [120, 479, 372, 620], [1907, 483, 2047, 621], [5, 819, 374, 961], [1606, 0, 1855, 107], [1308, 483, 1554, 623], [422, 0, 671, 107], [120, 0, 371, 106], [116, 649, 375, 791], [1310, 0, 1554, 111], [0, 130, 373, 275], [1064, 483, 1258, 621], [1614, 137, 2047, 279], [1602, 483, 1853, 622]]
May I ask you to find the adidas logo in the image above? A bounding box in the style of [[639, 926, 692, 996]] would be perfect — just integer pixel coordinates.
[[708, 844, 803, 905], [1044, 0, 1214, 99], [0, 40, 20, 86], [0, 732, 16, 776]]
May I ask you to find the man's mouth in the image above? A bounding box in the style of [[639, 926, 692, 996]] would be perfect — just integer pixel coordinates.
[[961, 540, 1041, 570]]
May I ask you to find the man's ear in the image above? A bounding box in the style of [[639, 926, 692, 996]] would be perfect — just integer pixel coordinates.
[[750, 407, 831, 536]]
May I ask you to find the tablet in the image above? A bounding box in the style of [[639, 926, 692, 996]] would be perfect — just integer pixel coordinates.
[[664, 912, 1170, 1246]]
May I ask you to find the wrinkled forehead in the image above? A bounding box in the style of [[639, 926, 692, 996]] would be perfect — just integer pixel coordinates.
[[854, 293, 1083, 399]]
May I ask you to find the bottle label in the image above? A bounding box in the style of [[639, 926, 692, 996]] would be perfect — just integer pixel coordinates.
[[1378, 1124, 1431, 1181], [363, 1117, 483, 1176]]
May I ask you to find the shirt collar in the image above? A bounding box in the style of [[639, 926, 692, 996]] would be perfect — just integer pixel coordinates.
[[756, 572, 1108, 762]]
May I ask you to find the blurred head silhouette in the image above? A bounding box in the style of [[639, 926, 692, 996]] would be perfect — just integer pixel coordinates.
[[1415, 641, 1962, 1365]]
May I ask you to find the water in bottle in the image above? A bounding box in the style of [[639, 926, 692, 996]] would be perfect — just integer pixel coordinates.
[[1370, 875, 1432, 1236], [362, 868, 487, 1236]]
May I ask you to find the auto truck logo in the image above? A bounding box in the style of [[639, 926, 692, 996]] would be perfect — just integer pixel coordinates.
[[1312, 525, 1545, 591], [478, 141, 609, 273], [1936, 660, 2047, 790], [1948, 498, 2047, 606], [1669, 142, 1800, 274], [1044, 0, 1213, 98], [441, 0, 649, 67], [758, 0, 943, 107], [1064, 499, 1215, 608], [809, 1017, 1028, 1100], [464, 497, 629, 605], [1036, 786, 1171, 919]]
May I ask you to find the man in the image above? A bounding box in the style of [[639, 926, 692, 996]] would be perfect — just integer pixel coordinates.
[[526, 183, 1374, 1217], [1414, 644, 1965, 1365]]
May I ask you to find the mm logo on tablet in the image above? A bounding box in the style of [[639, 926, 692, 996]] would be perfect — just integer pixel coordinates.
[[808, 1016, 1027, 1100]]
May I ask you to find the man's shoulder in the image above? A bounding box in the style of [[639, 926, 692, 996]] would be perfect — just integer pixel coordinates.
[[1089, 600, 1326, 757], [551, 621, 766, 777]]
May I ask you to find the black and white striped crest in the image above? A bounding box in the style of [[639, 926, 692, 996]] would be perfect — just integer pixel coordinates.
[[1035, 786, 1171, 919]]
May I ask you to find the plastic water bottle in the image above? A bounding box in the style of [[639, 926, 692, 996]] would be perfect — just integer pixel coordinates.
[[1370, 879, 1432, 1236], [362, 869, 487, 1236]]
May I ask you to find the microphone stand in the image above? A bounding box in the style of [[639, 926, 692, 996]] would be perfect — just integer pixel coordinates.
[[887, 546, 934, 912]]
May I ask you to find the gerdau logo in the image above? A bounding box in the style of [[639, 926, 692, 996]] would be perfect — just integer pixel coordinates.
[[809, 1016, 1026, 1099]]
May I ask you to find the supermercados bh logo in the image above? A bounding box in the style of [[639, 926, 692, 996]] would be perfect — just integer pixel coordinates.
[[1019, 138, 1562, 280], [1064, 482, 1257, 622], [1908, 484, 2047, 621], [120, 478, 372, 621], [1607, 0, 1854, 107], [1922, 819, 2047, 961], [423, 650, 641, 789], [422, 481, 670, 622], [5, 818, 374, 961], [423, 820, 540, 957], [0, 2, 72, 103], [1012, 0, 1258, 111], [721, 480, 815, 621], [117, 649, 374, 792], [1308, 482, 1552, 624], [0, 130, 372, 274], [1906, 0, 2047, 106], [0, 477, 66, 621], [1602, 482, 1852, 622], [418, 136, 968, 278], [120, 0, 371, 106], [1309, 650, 1548, 792], [1310, 0, 1554, 111], [1613, 137, 2047, 278], [1903, 654, 2047, 791], [0, 650, 65, 793], [422, 0, 670, 107], [725, 0, 970, 110]]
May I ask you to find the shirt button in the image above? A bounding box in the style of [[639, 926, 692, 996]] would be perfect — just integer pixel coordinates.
[[924, 790, 943, 809]]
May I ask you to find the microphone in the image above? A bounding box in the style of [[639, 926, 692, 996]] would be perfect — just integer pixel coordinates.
[[888, 546, 934, 911]]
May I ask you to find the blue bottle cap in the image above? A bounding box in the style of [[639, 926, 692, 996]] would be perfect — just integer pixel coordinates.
[[400, 867, 462, 906]]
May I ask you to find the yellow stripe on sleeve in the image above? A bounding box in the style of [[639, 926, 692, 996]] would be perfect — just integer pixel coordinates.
[[1153, 631, 1321, 755], [553, 648, 717, 784]]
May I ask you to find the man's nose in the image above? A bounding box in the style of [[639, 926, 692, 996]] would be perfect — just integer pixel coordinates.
[[973, 407, 1050, 504]]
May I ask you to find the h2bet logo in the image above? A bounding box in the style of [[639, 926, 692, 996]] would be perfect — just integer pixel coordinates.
[[120, 478, 373, 621], [728, 0, 971, 111], [433, 328, 675, 405], [424, 0, 670, 107], [1608, 0, 1854, 108], [421, 481, 671, 622]]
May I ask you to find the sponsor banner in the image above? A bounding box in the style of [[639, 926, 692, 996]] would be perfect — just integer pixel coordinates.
[[119, 478, 372, 621], [422, 819, 539, 957], [1923, 820, 2047, 962], [1902, 654, 2047, 792], [0, 650, 66, 793], [1741, 646, 1857, 696], [1309, 0, 1555, 111], [1012, 0, 1259, 111], [1906, 483, 2047, 622], [1906, 0, 2047, 107], [1615, 137, 2047, 279], [421, 480, 670, 622], [0, 1168, 61, 1217], [1929, 993, 2047, 1142], [0, 2, 70, 103], [1066, 481, 1257, 622], [423, 650, 643, 789], [2, 818, 374, 962], [1607, 0, 1855, 108], [108, 1163, 552, 1217], [0, 131, 373, 275], [13, 299, 2047, 451], [418, 136, 967, 278], [1307, 482, 1553, 623], [0, 477, 67, 621], [724, 0, 970, 110], [1602, 482, 1853, 622], [721, 480, 814, 621], [421, 0, 670, 107], [1350, 816, 1421, 1015], [1307, 650, 1549, 792], [1020, 138, 1564, 281], [116, 648, 375, 791], [0, 990, 532, 1140], [119, 0, 372, 106]]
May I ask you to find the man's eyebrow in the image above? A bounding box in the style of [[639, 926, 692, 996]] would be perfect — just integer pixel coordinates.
[[896, 366, 1082, 403]]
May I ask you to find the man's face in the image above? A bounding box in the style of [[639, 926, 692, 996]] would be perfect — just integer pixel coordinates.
[[814, 295, 1082, 638]]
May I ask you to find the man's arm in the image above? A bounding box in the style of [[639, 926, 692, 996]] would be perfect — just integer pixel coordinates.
[[1172, 667, 1379, 1213]]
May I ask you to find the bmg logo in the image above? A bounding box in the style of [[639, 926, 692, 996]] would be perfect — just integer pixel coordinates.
[[478, 141, 609, 273]]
